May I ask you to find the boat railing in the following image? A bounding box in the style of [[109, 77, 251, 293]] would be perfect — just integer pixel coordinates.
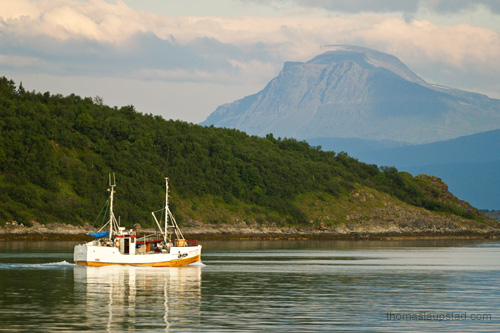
[[137, 235, 198, 246], [136, 234, 163, 244], [184, 239, 199, 247]]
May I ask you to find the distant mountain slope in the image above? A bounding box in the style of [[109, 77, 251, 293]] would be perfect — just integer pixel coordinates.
[[404, 160, 500, 210], [356, 129, 500, 167], [202, 45, 500, 144], [336, 129, 500, 209], [306, 137, 409, 156]]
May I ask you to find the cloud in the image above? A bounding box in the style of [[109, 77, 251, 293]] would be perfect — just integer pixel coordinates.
[[426, 0, 500, 15], [1, 0, 499, 101], [0, 0, 285, 83], [355, 18, 500, 96], [295, 0, 419, 13], [0, 0, 150, 43], [241, 0, 500, 15], [361, 19, 500, 67]]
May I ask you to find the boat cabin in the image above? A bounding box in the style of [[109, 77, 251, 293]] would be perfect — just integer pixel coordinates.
[[114, 227, 137, 255]]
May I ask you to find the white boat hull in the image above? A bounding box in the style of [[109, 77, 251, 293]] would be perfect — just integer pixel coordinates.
[[74, 244, 202, 267]]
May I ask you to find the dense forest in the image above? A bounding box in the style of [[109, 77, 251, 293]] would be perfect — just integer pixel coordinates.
[[0, 77, 488, 229]]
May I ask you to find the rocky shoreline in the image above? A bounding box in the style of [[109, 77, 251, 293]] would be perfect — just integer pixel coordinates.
[[1, 219, 499, 241], [0, 221, 95, 241]]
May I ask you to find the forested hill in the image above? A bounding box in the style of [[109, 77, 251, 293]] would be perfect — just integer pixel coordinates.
[[0, 77, 494, 232]]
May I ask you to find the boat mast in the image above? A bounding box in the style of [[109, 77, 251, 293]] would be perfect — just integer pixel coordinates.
[[165, 177, 169, 243], [109, 173, 116, 239]]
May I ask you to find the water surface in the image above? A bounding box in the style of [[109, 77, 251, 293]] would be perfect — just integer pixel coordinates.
[[0, 239, 498, 331]]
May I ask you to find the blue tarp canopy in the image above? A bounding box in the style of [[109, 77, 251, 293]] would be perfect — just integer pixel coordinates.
[[89, 232, 110, 238]]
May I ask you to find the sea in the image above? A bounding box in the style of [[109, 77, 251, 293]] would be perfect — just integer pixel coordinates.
[[0, 238, 499, 332]]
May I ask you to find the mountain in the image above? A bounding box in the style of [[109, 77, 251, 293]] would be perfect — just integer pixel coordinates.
[[201, 45, 500, 144]]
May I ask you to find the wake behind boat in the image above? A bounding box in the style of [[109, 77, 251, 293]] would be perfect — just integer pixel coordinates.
[[74, 175, 202, 267]]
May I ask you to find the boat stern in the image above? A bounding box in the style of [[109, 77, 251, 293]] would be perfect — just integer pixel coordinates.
[[74, 244, 88, 265]]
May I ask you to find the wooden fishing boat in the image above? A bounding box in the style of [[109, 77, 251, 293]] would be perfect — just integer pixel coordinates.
[[74, 176, 202, 267]]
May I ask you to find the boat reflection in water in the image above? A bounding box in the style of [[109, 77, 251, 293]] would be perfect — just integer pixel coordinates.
[[74, 264, 202, 331]]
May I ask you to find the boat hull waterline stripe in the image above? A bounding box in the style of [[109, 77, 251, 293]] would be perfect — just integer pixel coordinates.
[[75, 254, 201, 267]]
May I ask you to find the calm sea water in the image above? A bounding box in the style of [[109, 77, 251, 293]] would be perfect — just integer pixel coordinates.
[[0, 239, 499, 331]]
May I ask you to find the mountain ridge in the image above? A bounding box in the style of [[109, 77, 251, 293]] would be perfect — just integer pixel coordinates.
[[358, 128, 500, 167], [202, 45, 500, 144]]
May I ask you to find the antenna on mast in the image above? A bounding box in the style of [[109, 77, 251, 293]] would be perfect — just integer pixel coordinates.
[[109, 173, 116, 238], [165, 177, 169, 243], [109, 173, 116, 187]]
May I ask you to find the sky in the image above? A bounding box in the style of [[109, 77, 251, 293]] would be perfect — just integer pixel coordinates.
[[1, 0, 499, 123]]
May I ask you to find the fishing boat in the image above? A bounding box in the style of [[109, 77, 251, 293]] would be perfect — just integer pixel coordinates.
[[74, 175, 202, 267]]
